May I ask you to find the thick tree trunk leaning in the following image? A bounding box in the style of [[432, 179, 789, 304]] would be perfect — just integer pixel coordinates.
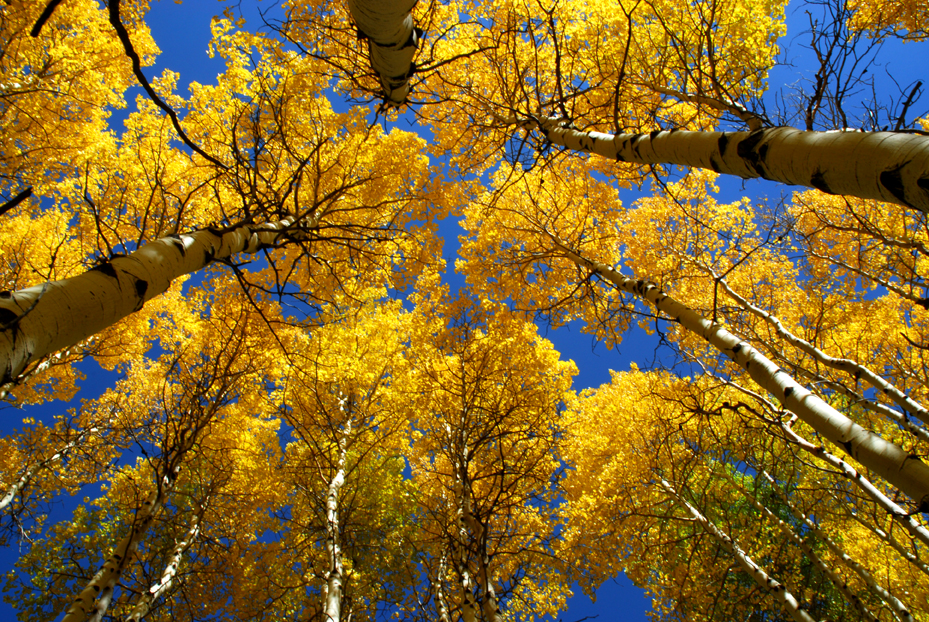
[[552, 241, 929, 510], [524, 116, 929, 213], [0, 219, 295, 388], [346, 0, 419, 106], [345, 0, 929, 213]]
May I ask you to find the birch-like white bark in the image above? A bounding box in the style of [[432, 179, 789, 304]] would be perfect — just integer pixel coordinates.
[[454, 552, 478, 622], [0, 433, 84, 512], [124, 511, 202, 622], [0, 344, 81, 401], [450, 431, 478, 622], [775, 416, 929, 549], [555, 242, 929, 510], [434, 552, 453, 622], [761, 471, 915, 622], [518, 116, 929, 213], [714, 274, 929, 427], [708, 376, 929, 551], [60, 469, 179, 622], [324, 395, 353, 622], [460, 496, 504, 622], [0, 218, 295, 386], [346, 0, 419, 105], [790, 365, 929, 444], [658, 479, 818, 622]]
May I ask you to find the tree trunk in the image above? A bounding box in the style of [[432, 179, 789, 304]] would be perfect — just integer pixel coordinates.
[[60, 469, 179, 622], [434, 552, 453, 622], [324, 398, 353, 622], [346, 0, 419, 106], [722, 472, 881, 622], [0, 218, 295, 386], [124, 511, 202, 622], [761, 471, 916, 622], [553, 242, 929, 510], [525, 116, 929, 213], [0, 434, 82, 512], [714, 275, 929, 429]]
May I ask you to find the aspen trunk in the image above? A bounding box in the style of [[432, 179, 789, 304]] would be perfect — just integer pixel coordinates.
[[0, 434, 81, 512], [124, 512, 202, 622], [0, 219, 294, 386], [60, 470, 178, 622], [722, 472, 880, 622], [527, 117, 929, 213], [459, 494, 504, 622], [455, 558, 478, 622], [346, 0, 419, 105], [324, 397, 353, 622], [451, 443, 478, 622], [659, 479, 818, 622], [714, 276, 929, 427], [346, 1, 929, 207], [434, 552, 454, 622], [840, 503, 929, 578], [555, 244, 929, 510], [773, 415, 929, 548]]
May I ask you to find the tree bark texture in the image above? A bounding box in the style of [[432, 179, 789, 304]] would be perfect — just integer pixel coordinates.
[[0, 219, 294, 386], [557, 245, 929, 510], [530, 117, 929, 213], [659, 479, 817, 622], [346, 0, 419, 105]]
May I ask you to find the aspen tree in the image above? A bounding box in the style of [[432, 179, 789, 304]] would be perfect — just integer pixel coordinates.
[[7, 1, 929, 621], [461, 160, 929, 502], [8, 277, 289, 622], [342, 0, 929, 212], [561, 367, 928, 620], [279, 295, 418, 622], [403, 298, 576, 622], [1, 5, 442, 395]]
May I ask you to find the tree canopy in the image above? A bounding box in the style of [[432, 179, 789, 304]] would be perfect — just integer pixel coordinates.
[[2, 0, 929, 620]]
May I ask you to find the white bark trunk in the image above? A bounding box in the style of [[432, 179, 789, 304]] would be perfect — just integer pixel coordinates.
[[0, 434, 81, 512], [346, 0, 419, 105], [324, 397, 353, 622], [455, 558, 478, 622], [841, 501, 929, 578], [452, 454, 478, 622], [556, 243, 929, 510], [459, 496, 504, 622], [659, 479, 818, 622], [714, 275, 929, 428], [521, 116, 929, 213], [434, 552, 453, 622], [124, 511, 201, 622], [0, 218, 294, 386], [60, 469, 179, 622], [775, 416, 929, 549]]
